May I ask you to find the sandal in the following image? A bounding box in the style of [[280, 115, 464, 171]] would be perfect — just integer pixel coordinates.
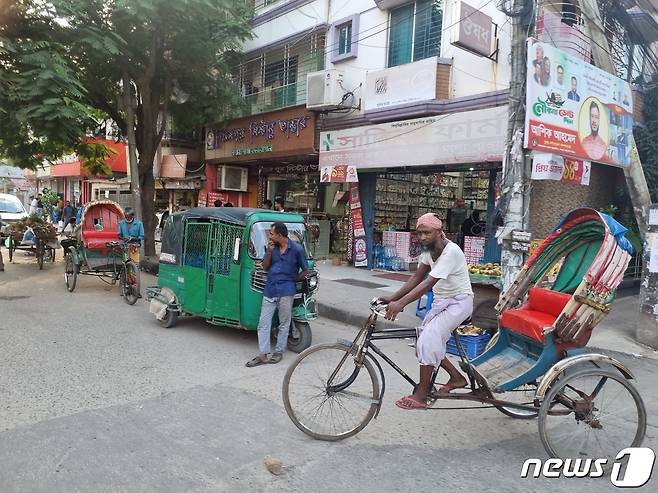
[[394, 395, 427, 410], [269, 352, 283, 364], [246, 356, 270, 367]]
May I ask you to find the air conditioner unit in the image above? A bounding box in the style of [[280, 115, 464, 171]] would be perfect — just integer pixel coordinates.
[[217, 166, 248, 192], [306, 70, 345, 110]]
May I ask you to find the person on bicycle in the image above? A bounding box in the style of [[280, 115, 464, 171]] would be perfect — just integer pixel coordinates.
[[380, 213, 473, 410], [118, 207, 144, 245], [60, 218, 79, 254]]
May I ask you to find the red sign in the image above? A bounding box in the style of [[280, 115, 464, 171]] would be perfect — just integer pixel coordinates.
[[320, 165, 359, 183], [350, 183, 367, 267]]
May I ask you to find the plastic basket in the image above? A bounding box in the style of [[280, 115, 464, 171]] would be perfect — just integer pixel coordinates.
[[446, 332, 492, 359]]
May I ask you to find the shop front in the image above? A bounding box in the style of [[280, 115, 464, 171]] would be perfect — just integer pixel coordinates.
[[205, 106, 349, 259], [319, 105, 508, 272]]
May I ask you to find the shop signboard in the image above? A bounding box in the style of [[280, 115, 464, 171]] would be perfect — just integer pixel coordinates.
[[205, 107, 316, 163], [451, 2, 493, 58], [319, 106, 507, 169], [525, 39, 634, 167], [531, 152, 591, 185], [320, 165, 358, 183], [364, 57, 438, 112]]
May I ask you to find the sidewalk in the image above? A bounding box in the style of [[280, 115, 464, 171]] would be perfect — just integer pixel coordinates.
[[314, 261, 658, 360]]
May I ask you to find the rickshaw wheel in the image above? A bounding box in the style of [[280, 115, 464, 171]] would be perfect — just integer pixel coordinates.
[[65, 254, 78, 292], [8, 237, 14, 262], [538, 367, 646, 461], [36, 240, 44, 270], [273, 321, 312, 353], [158, 308, 178, 328], [121, 261, 141, 305]]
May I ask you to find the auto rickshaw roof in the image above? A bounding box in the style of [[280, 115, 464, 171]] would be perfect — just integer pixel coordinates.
[[171, 207, 305, 226]]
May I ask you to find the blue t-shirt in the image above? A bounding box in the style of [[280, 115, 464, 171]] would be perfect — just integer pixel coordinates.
[[263, 240, 309, 298]]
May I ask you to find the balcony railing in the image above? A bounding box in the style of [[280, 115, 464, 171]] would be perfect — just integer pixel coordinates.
[[242, 82, 300, 116], [234, 33, 326, 117]]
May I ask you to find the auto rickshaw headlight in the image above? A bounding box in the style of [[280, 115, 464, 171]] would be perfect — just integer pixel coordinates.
[[307, 273, 319, 291]]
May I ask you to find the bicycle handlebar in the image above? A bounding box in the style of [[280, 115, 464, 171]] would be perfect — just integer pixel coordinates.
[[370, 297, 396, 320]]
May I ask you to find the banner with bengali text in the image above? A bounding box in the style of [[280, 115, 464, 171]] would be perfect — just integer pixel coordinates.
[[525, 39, 634, 168]]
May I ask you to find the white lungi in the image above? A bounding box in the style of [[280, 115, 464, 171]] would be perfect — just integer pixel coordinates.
[[416, 294, 474, 367]]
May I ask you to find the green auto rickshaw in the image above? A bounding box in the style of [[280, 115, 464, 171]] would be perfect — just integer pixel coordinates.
[[146, 207, 319, 353]]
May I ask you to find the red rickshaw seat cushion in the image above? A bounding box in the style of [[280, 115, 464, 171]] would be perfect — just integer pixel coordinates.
[[500, 288, 571, 343], [83, 230, 120, 249]]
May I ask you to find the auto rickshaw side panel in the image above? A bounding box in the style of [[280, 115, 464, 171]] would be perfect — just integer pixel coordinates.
[[204, 221, 243, 326]]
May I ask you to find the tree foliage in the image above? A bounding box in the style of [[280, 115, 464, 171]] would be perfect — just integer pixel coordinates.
[[1, 0, 253, 254], [0, 2, 111, 171]]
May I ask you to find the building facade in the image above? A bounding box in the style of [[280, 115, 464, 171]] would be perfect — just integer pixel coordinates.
[[205, 0, 513, 262]]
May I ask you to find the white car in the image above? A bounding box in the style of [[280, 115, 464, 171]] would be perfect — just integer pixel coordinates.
[[0, 193, 28, 240]]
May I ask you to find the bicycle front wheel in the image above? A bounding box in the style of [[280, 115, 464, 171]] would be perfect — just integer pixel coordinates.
[[121, 261, 141, 305], [282, 343, 380, 441]]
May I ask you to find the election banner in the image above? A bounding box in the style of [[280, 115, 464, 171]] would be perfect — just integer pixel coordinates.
[[525, 39, 634, 167]]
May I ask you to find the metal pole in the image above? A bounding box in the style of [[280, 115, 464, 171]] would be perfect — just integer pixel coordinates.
[[499, 0, 533, 291]]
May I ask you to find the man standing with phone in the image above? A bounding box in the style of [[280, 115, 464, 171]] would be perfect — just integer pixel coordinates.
[[246, 222, 309, 367]]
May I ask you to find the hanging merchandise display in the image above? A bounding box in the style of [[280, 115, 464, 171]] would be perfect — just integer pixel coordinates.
[[373, 168, 495, 271]]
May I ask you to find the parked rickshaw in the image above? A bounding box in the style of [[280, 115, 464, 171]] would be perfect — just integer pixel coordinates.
[[6, 225, 57, 269], [64, 200, 141, 305], [283, 208, 645, 464], [147, 208, 319, 353]]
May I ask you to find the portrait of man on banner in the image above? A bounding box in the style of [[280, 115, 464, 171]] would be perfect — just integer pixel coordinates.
[[580, 99, 608, 161]]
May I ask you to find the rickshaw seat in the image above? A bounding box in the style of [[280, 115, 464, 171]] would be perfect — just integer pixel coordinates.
[[83, 230, 120, 249], [500, 288, 571, 343]]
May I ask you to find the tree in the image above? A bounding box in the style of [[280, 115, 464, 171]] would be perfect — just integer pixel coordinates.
[[1, 0, 253, 255], [0, 1, 115, 173]]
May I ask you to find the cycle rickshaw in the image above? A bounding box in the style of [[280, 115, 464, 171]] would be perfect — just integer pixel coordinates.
[[282, 208, 646, 463], [63, 200, 141, 305]]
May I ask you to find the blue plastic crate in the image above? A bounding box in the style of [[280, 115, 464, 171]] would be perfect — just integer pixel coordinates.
[[446, 332, 492, 359]]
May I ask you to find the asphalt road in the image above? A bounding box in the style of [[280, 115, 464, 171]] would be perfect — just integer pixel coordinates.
[[0, 253, 656, 492]]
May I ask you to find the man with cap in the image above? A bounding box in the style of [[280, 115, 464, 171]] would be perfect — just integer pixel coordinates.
[[379, 213, 473, 409], [118, 207, 145, 245]]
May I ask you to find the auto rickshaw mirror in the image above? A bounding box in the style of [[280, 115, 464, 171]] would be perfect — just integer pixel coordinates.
[[233, 237, 240, 262]]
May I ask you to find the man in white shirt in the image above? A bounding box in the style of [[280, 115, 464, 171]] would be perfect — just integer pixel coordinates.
[[29, 195, 38, 215], [381, 213, 474, 409]]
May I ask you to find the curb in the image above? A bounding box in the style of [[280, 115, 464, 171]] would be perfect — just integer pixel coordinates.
[[317, 301, 416, 331]]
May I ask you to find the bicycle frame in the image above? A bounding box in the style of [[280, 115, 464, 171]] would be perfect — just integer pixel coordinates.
[[327, 310, 540, 415]]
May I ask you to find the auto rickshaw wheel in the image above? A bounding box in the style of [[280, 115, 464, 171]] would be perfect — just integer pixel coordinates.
[[293, 321, 312, 353], [276, 320, 312, 353], [158, 308, 178, 329]]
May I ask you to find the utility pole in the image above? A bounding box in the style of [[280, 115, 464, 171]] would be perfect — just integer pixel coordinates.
[[499, 0, 533, 291], [122, 73, 143, 220]]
